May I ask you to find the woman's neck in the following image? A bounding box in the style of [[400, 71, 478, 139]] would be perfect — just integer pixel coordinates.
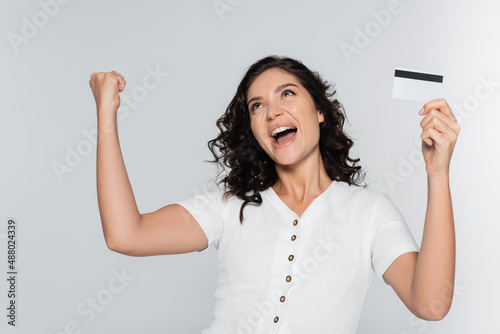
[[272, 153, 332, 201]]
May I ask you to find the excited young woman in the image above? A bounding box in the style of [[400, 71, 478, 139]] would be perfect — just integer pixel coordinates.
[[89, 55, 458, 333]]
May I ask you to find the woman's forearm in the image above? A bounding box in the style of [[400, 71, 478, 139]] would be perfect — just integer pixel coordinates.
[[96, 114, 142, 250], [410, 174, 456, 320]]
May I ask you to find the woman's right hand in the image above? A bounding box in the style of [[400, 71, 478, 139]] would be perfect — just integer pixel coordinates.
[[89, 71, 127, 120]]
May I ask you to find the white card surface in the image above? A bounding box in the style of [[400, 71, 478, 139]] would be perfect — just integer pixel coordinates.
[[392, 67, 444, 102]]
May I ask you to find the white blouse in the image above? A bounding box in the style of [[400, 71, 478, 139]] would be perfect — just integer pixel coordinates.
[[175, 179, 420, 333]]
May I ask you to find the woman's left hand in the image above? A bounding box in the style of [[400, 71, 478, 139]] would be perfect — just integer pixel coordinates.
[[418, 98, 460, 179]]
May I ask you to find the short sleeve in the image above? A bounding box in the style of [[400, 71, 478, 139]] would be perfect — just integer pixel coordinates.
[[174, 188, 226, 253], [371, 192, 420, 285]]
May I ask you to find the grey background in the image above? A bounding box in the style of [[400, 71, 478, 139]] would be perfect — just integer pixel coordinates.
[[1, 0, 499, 333]]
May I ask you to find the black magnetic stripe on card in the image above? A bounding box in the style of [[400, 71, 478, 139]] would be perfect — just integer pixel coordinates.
[[394, 69, 443, 83]]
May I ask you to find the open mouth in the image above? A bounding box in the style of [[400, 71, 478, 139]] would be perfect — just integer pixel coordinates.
[[271, 127, 297, 146]]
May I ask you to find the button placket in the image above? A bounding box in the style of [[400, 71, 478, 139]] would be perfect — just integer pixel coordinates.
[[273, 218, 300, 327]]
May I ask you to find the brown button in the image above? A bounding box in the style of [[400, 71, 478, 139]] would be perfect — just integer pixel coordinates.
[[280, 296, 285, 302], [288, 255, 294, 261], [274, 316, 279, 323], [291, 235, 296, 241], [286, 275, 292, 282], [293, 219, 298, 226]]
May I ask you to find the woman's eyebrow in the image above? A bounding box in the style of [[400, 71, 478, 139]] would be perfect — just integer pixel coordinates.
[[247, 83, 299, 107]]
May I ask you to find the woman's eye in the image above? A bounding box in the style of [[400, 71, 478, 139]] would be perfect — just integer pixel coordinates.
[[250, 89, 295, 112], [251, 103, 262, 112]]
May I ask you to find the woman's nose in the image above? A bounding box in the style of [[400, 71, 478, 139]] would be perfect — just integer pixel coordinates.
[[266, 102, 283, 119]]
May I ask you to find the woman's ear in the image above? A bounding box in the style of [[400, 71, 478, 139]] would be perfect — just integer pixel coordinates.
[[317, 110, 325, 124]]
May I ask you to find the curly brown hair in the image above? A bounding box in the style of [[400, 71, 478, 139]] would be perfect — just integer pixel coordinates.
[[206, 55, 367, 224]]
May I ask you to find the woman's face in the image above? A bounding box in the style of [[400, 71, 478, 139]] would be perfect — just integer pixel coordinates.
[[247, 68, 324, 166]]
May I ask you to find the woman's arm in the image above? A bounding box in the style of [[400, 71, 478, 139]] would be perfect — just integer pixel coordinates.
[[96, 113, 142, 249], [410, 174, 455, 320], [383, 98, 459, 320], [383, 174, 455, 320], [90, 71, 142, 249], [90, 71, 209, 256]]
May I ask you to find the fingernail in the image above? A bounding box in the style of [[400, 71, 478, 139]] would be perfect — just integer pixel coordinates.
[[418, 107, 425, 115]]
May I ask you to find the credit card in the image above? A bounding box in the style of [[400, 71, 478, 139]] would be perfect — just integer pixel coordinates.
[[392, 67, 444, 102]]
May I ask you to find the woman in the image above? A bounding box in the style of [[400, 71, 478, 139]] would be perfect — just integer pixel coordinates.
[[89, 55, 459, 333]]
